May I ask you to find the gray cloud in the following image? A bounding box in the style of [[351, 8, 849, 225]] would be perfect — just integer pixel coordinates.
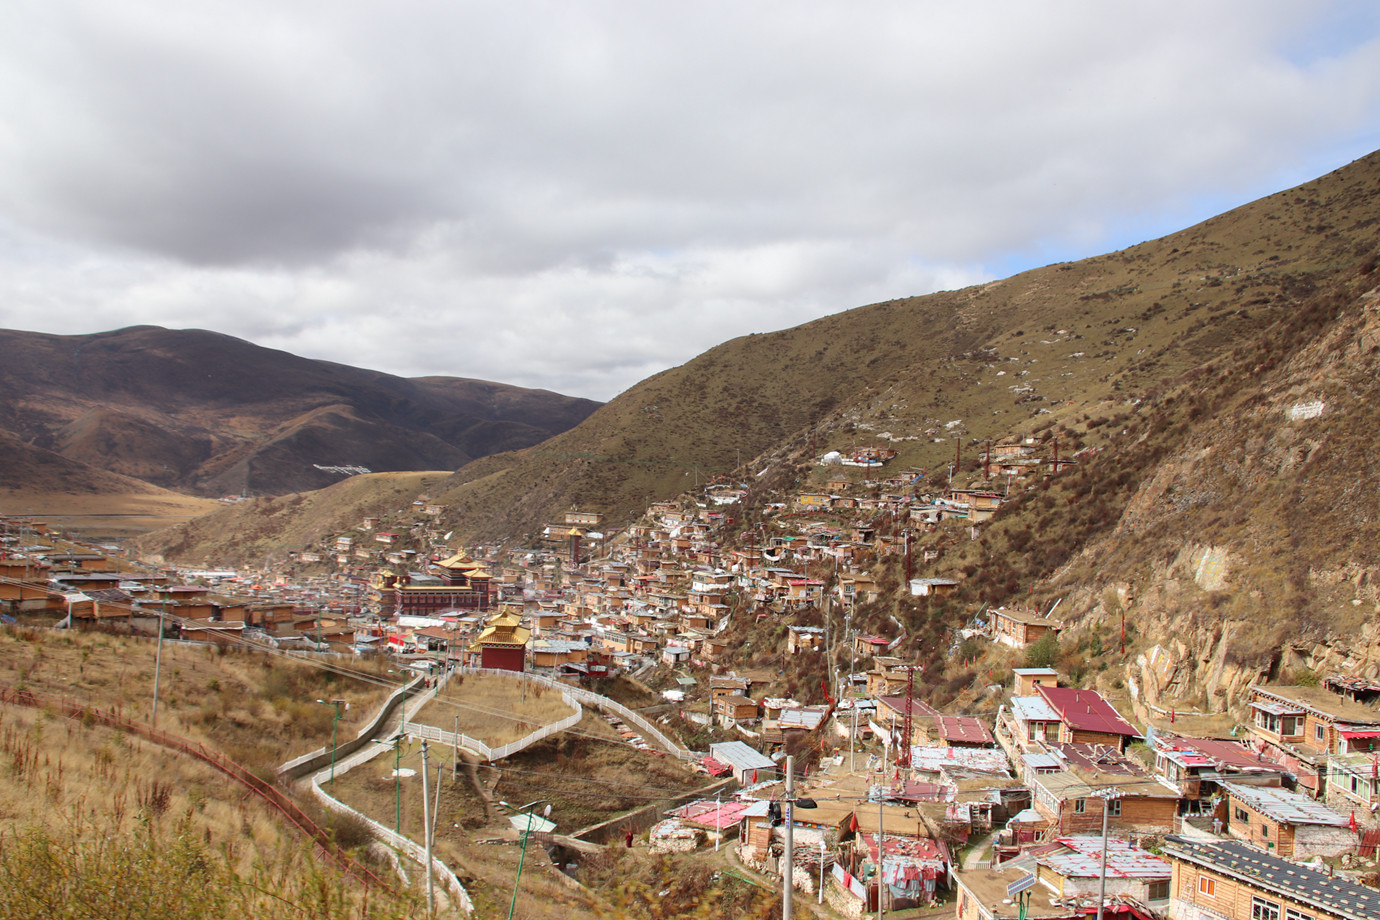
[[0, 2, 1377, 399]]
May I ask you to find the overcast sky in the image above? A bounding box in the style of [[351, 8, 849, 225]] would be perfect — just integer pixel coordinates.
[[0, 2, 1378, 401]]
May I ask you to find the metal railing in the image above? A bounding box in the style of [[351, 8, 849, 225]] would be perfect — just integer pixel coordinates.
[[279, 675, 424, 781], [406, 687, 583, 762]]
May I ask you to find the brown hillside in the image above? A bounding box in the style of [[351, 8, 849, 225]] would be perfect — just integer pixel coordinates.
[[0, 429, 218, 537], [138, 470, 450, 568], [130, 150, 1380, 720], [138, 150, 1380, 581], [422, 150, 1380, 544], [0, 325, 600, 498]]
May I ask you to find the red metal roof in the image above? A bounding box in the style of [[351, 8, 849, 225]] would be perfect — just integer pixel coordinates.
[[1037, 686, 1139, 737], [861, 833, 947, 863], [935, 715, 995, 745], [669, 798, 754, 830]]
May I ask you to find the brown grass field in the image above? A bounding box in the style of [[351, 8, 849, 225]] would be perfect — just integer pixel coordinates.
[[0, 489, 219, 540], [411, 672, 579, 747], [0, 625, 427, 917], [0, 626, 763, 919], [0, 625, 394, 775]]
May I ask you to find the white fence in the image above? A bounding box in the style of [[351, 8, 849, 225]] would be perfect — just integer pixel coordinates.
[[281, 665, 698, 916], [279, 676, 424, 781], [309, 765, 473, 914], [455, 667, 699, 761], [407, 686, 583, 762]]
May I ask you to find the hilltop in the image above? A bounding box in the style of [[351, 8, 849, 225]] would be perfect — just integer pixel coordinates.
[[150, 150, 1380, 546], [0, 325, 601, 499], [416, 150, 1380, 544]]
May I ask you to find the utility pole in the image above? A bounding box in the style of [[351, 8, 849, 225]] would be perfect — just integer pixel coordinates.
[[393, 739, 402, 833], [852, 702, 859, 774], [1095, 790, 1120, 920], [421, 740, 435, 916], [505, 801, 549, 920], [151, 597, 166, 728], [877, 796, 885, 920], [316, 698, 347, 785], [783, 755, 794, 920]]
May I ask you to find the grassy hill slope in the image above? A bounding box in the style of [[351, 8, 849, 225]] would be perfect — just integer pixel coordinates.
[[425, 150, 1380, 544]]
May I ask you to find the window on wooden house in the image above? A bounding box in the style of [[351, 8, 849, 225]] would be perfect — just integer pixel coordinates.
[[1252, 897, 1280, 920], [1198, 877, 1216, 897]]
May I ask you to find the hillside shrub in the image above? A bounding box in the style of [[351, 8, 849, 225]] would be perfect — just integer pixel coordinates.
[[1024, 632, 1060, 669]]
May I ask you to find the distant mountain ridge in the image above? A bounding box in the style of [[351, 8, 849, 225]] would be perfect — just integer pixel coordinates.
[[0, 326, 601, 497]]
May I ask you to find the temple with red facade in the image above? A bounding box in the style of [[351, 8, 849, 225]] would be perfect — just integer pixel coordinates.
[[375, 550, 495, 618], [470, 608, 530, 671]]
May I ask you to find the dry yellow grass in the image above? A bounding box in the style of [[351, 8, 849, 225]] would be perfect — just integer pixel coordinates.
[[0, 653, 423, 918], [0, 627, 724, 920], [0, 698, 279, 862], [0, 489, 219, 539], [0, 626, 394, 775], [412, 673, 579, 747]]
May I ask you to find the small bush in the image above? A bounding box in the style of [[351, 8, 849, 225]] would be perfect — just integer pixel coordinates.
[[1024, 632, 1060, 669]]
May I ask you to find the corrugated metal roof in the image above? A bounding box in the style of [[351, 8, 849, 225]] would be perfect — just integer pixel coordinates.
[[1041, 837, 1170, 879], [1012, 695, 1061, 722], [1165, 838, 1380, 920], [909, 746, 1011, 774], [936, 715, 995, 744], [1222, 782, 1351, 826], [668, 799, 755, 829], [708, 740, 776, 770]]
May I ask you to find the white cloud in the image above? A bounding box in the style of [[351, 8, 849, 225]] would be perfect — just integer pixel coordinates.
[[0, 1, 1377, 399]]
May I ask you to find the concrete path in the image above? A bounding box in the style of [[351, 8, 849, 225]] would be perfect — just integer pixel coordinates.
[[961, 830, 998, 871]]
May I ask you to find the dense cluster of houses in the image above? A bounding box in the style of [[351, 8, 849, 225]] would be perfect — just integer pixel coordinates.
[[5, 425, 1380, 920], [0, 521, 373, 647], [644, 669, 1380, 920], [0, 435, 1067, 690]]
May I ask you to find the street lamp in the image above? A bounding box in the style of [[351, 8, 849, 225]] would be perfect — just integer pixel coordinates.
[[780, 756, 818, 920], [499, 799, 551, 920], [316, 698, 347, 786]]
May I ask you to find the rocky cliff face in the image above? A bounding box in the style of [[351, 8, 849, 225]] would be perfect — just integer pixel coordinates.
[[1049, 283, 1380, 717]]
